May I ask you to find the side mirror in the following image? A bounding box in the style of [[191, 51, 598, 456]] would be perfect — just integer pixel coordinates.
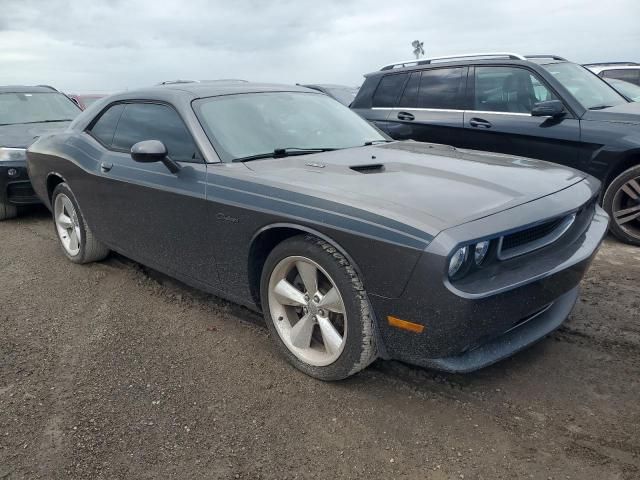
[[130, 140, 181, 174], [531, 100, 565, 118]]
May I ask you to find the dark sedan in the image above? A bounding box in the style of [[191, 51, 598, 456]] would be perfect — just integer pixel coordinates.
[[26, 83, 608, 380], [0, 85, 81, 220]]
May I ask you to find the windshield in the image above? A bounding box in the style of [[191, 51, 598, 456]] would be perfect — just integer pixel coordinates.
[[541, 63, 627, 109], [324, 87, 359, 106], [607, 79, 640, 102], [194, 92, 386, 161], [0, 92, 81, 125]]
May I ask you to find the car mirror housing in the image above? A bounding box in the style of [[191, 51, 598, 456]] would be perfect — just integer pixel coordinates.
[[130, 140, 180, 173], [531, 100, 565, 117]]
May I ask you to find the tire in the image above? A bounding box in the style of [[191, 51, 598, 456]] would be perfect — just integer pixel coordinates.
[[602, 165, 640, 246], [51, 183, 110, 264], [260, 234, 377, 380], [0, 200, 18, 221]]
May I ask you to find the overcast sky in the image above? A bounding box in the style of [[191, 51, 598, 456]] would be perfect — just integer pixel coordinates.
[[1, 0, 638, 92]]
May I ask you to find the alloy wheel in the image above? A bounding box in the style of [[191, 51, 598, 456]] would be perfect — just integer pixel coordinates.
[[267, 256, 347, 366], [54, 193, 82, 256], [612, 176, 640, 241]]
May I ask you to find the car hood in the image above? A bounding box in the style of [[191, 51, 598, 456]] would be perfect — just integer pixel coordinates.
[[0, 121, 72, 148], [581, 101, 640, 124], [244, 141, 586, 235]]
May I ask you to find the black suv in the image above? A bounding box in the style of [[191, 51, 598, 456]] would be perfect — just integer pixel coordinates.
[[0, 85, 81, 220], [352, 53, 640, 245]]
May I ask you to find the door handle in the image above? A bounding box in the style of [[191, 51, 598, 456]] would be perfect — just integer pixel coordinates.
[[397, 111, 415, 121], [100, 162, 113, 173], [469, 117, 492, 129]]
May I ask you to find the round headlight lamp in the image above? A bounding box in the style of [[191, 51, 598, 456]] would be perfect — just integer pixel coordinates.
[[474, 241, 490, 265], [448, 246, 468, 278]]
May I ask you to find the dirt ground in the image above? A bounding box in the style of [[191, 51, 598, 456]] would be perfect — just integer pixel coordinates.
[[1, 207, 639, 480]]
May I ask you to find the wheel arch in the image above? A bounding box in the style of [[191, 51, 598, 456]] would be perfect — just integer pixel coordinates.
[[604, 150, 640, 194], [45, 172, 68, 208], [247, 223, 365, 308]]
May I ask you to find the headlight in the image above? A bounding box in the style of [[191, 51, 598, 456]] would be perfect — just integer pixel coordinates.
[[0, 147, 27, 162], [474, 241, 490, 265], [448, 246, 468, 278]]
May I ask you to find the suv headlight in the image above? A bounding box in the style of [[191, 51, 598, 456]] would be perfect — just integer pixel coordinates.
[[0, 147, 27, 162]]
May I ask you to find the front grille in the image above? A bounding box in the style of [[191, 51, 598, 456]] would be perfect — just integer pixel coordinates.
[[7, 181, 37, 204], [501, 217, 565, 251], [498, 213, 576, 260]]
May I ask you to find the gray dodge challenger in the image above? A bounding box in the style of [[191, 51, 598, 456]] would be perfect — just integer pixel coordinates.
[[26, 82, 609, 380]]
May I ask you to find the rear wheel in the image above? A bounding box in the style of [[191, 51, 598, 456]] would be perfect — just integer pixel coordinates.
[[260, 235, 376, 380], [603, 165, 640, 246], [0, 200, 18, 221], [52, 183, 110, 263]]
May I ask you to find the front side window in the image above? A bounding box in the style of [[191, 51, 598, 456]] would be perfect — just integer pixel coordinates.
[[541, 62, 627, 109], [0, 92, 80, 126], [111, 103, 200, 162], [474, 67, 558, 114], [372, 74, 408, 107], [194, 92, 387, 162]]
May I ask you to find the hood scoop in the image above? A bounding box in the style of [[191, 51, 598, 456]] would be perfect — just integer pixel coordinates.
[[350, 163, 385, 174]]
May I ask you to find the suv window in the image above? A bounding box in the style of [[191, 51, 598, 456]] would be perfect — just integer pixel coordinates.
[[602, 69, 640, 86], [111, 103, 200, 162], [419, 68, 465, 109], [474, 66, 558, 113], [372, 74, 408, 107], [89, 104, 124, 146]]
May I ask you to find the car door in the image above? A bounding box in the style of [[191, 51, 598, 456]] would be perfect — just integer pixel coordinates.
[[83, 101, 220, 286], [461, 66, 581, 169], [384, 67, 467, 146]]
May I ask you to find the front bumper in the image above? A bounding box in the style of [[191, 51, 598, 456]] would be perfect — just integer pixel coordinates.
[[370, 178, 609, 372], [0, 160, 40, 205]]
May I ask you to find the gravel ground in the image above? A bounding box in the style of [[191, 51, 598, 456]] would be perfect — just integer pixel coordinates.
[[1, 207, 639, 479]]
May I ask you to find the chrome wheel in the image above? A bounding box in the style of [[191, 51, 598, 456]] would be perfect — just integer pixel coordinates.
[[54, 193, 81, 256], [267, 256, 347, 366], [612, 176, 640, 240]]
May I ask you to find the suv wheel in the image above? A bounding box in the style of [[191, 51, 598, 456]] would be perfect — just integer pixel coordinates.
[[52, 183, 110, 263], [260, 235, 377, 380], [603, 165, 640, 246]]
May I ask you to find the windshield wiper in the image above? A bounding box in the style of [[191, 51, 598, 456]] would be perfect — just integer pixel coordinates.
[[233, 147, 336, 163], [363, 139, 392, 146], [588, 105, 613, 110]]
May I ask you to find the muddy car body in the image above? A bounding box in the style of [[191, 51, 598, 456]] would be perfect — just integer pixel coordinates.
[[26, 83, 608, 379]]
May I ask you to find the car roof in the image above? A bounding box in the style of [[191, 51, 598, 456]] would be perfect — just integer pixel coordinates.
[[0, 85, 60, 94], [586, 65, 640, 74], [115, 82, 317, 100], [302, 84, 357, 89]]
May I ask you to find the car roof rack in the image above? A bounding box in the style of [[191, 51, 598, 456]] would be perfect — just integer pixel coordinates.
[[380, 52, 527, 70], [583, 61, 640, 67], [524, 54, 568, 61]]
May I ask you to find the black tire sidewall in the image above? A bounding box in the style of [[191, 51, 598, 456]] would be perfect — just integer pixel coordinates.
[[260, 235, 372, 381], [603, 165, 640, 246], [51, 183, 91, 264]]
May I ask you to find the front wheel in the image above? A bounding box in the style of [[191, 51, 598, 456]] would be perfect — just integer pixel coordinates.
[[52, 183, 110, 264], [260, 235, 377, 380], [603, 165, 640, 246]]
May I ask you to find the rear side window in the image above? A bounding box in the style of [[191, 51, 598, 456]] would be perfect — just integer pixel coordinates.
[[111, 103, 200, 162], [602, 69, 640, 86], [350, 76, 379, 109], [398, 72, 421, 108], [372, 73, 408, 107], [419, 68, 465, 109], [89, 104, 124, 146]]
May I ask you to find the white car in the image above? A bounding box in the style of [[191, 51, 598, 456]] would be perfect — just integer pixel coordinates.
[[584, 62, 640, 87]]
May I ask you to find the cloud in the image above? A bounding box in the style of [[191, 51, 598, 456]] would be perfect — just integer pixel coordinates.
[[0, 0, 638, 92]]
